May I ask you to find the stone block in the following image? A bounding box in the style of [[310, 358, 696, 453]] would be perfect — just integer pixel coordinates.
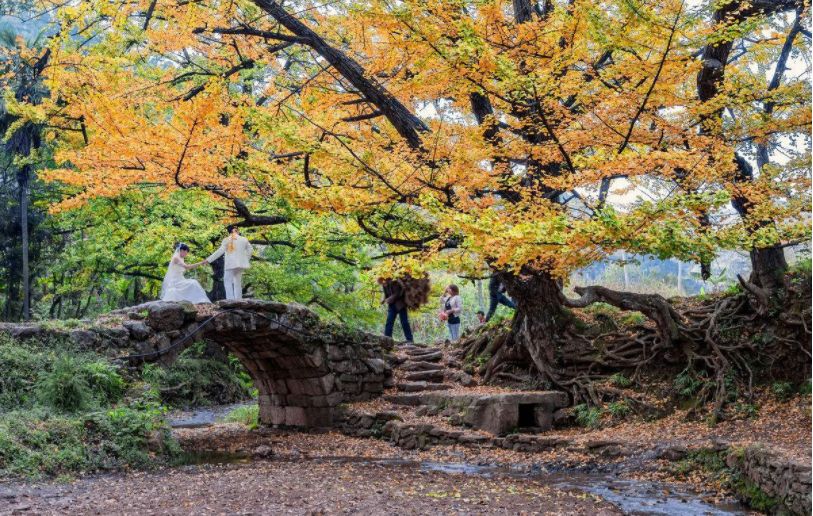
[[146, 302, 189, 331]]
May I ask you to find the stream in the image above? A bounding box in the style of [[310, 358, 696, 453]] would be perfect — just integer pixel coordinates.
[[168, 404, 748, 515]]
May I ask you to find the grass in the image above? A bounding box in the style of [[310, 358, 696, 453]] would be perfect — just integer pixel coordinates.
[[0, 334, 182, 479], [0, 392, 175, 479], [673, 448, 781, 514], [224, 404, 259, 430], [573, 404, 602, 429]]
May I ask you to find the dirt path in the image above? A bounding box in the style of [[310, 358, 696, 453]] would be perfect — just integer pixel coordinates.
[[0, 459, 619, 515]]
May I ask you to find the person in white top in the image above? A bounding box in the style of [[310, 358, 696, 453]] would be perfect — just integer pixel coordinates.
[[160, 243, 210, 303], [439, 284, 463, 341], [205, 225, 253, 300]]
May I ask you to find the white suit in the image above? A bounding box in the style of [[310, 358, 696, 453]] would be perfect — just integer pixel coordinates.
[[207, 234, 253, 300]]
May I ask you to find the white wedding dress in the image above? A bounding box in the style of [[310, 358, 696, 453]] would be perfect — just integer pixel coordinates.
[[160, 254, 211, 304]]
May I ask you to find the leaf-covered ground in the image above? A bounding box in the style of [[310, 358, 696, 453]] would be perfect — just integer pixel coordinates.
[[0, 459, 618, 515]]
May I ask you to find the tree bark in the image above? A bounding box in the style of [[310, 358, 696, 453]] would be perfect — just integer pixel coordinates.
[[696, 0, 802, 291], [18, 166, 30, 320], [251, 0, 428, 150], [208, 255, 226, 301], [501, 270, 569, 380]]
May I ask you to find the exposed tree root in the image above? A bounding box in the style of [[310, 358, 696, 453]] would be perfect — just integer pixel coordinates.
[[456, 271, 812, 420]]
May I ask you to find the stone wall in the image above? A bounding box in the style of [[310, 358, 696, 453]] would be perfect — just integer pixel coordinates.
[[0, 299, 394, 429], [727, 445, 812, 516]]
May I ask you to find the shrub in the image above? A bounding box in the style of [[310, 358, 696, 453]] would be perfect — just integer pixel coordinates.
[[673, 368, 706, 398], [620, 312, 647, 326], [142, 347, 254, 408], [583, 302, 619, 316], [37, 357, 93, 413], [80, 361, 126, 405], [771, 381, 794, 401], [0, 400, 175, 478], [573, 404, 602, 429], [0, 337, 50, 410], [609, 373, 632, 388], [224, 404, 259, 430], [607, 400, 631, 418], [800, 379, 811, 396]]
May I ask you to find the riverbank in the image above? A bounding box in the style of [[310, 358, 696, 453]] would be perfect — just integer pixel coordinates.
[[1, 394, 807, 515]]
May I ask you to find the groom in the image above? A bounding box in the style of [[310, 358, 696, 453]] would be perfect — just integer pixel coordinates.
[[206, 225, 253, 300]]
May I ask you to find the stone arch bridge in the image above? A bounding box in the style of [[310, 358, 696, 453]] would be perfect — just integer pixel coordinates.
[[1, 300, 393, 428]]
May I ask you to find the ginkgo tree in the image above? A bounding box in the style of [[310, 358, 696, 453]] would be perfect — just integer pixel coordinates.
[[23, 0, 811, 405]]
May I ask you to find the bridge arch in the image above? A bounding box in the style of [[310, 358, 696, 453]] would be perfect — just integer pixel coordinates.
[[119, 300, 394, 427]]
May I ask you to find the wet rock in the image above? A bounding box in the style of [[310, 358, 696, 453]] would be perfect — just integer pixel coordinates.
[[252, 445, 274, 458], [655, 444, 689, 461]]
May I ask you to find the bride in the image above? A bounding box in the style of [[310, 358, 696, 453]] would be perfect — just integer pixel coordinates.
[[160, 243, 211, 304]]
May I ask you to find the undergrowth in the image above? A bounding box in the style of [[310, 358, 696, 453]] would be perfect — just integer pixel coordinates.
[[0, 335, 251, 479]]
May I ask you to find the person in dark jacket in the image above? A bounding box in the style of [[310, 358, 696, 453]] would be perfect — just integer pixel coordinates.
[[378, 277, 414, 343], [486, 274, 515, 321]]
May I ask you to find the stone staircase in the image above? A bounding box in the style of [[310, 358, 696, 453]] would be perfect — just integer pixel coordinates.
[[378, 344, 570, 440], [392, 345, 475, 393]]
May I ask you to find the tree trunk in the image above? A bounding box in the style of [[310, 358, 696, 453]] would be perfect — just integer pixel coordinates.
[[18, 166, 30, 320], [252, 0, 428, 150], [749, 247, 787, 291], [208, 255, 226, 301], [501, 270, 569, 380]]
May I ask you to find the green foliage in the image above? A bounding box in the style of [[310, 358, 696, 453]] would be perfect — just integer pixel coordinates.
[[723, 283, 742, 296], [607, 400, 631, 418], [583, 302, 620, 316], [0, 336, 50, 409], [619, 312, 647, 326], [573, 404, 602, 429], [788, 256, 811, 275], [770, 381, 795, 401], [37, 356, 93, 413], [800, 379, 812, 396], [0, 334, 178, 478], [732, 476, 779, 513], [36, 356, 125, 413], [80, 361, 125, 405], [141, 344, 254, 408], [730, 402, 759, 419], [674, 448, 780, 514], [609, 373, 632, 388], [0, 401, 172, 478], [673, 368, 706, 398], [224, 404, 259, 430]]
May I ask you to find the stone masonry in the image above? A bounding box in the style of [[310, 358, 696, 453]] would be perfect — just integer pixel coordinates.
[[727, 445, 812, 516], [0, 299, 394, 428]]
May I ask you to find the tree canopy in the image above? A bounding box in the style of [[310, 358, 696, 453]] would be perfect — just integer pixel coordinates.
[[21, 0, 807, 284]]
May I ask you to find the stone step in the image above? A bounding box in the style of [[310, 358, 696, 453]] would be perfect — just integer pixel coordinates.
[[405, 350, 443, 363], [395, 382, 453, 393], [404, 370, 446, 383], [405, 346, 441, 356], [445, 369, 476, 387], [400, 361, 445, 372]]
